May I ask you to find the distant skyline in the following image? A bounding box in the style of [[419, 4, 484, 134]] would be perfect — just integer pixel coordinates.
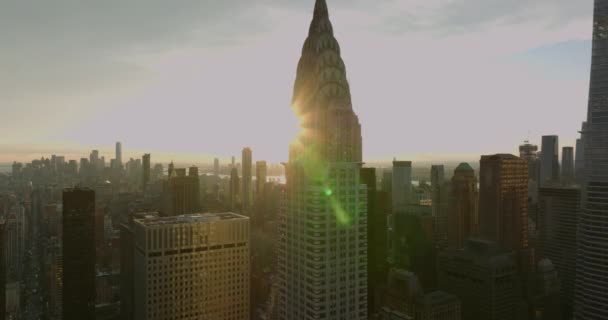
[[1, 0, 593, 163]]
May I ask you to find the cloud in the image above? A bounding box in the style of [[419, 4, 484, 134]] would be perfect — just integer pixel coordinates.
[[375, 0, 593, 35]]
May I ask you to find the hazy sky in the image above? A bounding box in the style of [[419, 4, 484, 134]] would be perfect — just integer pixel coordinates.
[[1, 0, 594, 164]]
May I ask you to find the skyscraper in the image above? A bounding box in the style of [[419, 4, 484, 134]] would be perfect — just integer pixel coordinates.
[[214, 157, 220, 176], [133, 213, 250, 320], [561, 146, 575, 184], [278, 1, 368, 319], [62, 188, 95, 320], [115, 141, 122, 168], [0, 219, 5, 320], [575, 1, 608, 317], [540, 135, 560, 185], [538, 186, 580, 318], [430, 165, 445, 217], [142, 153, 150, 192], [392, 160, 412, 213], [575, 122, 587, 182], [447, 163, 478, 249], [431, 165, 449, 249], [256, 160, 267, 200], [230, 167, 240, 211], [361, 167, 388, 315], [163, 167, 200, 216], [242, 147, 252, 213], [437, 239, 526, 320], [519, 140, 541, 201], [478, 154, 529, 252]]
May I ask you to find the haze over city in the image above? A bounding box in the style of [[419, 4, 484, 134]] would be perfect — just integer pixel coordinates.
[[1, 0, 593, 163]]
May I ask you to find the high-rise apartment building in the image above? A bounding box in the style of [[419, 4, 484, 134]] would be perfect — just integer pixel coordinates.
[[479, 154, 529, 252], [0, 219, 5, 320], [115, 141, 122, 168], [241, 148, 252, 213], [447, 163, 478, 249], [256, 160, 267, 200], [133, 213, 250, 320], [214, 158, 220, 176], [430, 165, 445, 217], [575, 122, 587, 182], [519, 140, 541, 201], [62, 188, 96, 320], [437, 239, 526, 320], [278, 1, 368, 319], [163, 167, 200, 216], [540, 136, 560, 185], [538, 186, 580, 318], [230, 167, 240, 211], [575, 1, 608, 317], [142, 154, 150, 192], [561, 146, 575, 184], [392, 160, 412, 213]]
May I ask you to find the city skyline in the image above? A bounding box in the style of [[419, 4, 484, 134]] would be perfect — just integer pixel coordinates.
[[1, 0, 594, 163]]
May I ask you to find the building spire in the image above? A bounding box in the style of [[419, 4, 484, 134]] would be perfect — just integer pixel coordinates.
[[314, 0, 328, 18]]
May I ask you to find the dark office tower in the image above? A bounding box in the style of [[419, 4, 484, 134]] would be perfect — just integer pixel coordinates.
[[561, 147, 575, 184], [392, 160, 412, 213], [437, 239, 527, 320], [242, 147, 252, 213], [62, 188, 95, 320], [230, 167, 240, 211], [232, 156, 236, 168], [575, 122, 587, 182], [431, 165, 449, 248], [540, 135, 560, 185], [214, 158, 220, 176], [539, 186, 580, 318], [90, 149, 99, 172], [119, 223, 134, 320], [142, 154, 150, 192], [115, 141, 122, 167], [479, 154, 529, 252], [164, 167, 200, 216], [256, 160, 267, 200], [575, 1, 608, 318], [168, 161, 175, 177], [448, 163, 478, 249], [382, 169, 392, 193], [361, 168, 388, 315], [520, 140, 541, 201], [431, 165, 445, 217], [278, 1, 367, 318], [0, 219, 5, 320]]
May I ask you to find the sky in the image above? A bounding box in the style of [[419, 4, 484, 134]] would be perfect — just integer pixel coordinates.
[[0, 0, 595, 164]]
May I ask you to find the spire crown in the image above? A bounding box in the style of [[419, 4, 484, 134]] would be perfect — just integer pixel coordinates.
[[314, 0, 329, 18]]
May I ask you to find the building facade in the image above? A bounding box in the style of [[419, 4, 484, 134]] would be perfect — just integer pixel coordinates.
[[392, 161, 412, 214], [447, 163, 478, 249], [561, 147, 575, 184], [278, 1, 368, 319], [62, 188, 96, 320], [133, 213, 250, 320], [437, 239, 526, 320], [538, 186, 580, 318], [479, 154, 529, 252], [241, 148, 253, 213], [575, 1, 608, 317], [540, 136, 560, 186]]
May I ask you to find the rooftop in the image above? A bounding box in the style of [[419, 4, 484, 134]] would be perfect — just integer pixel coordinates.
[[134, 212, 248, 227], [455, 162, 474, 172]]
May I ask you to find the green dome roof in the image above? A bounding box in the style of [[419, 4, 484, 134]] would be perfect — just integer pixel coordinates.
[[455, 162, 474, 172]]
